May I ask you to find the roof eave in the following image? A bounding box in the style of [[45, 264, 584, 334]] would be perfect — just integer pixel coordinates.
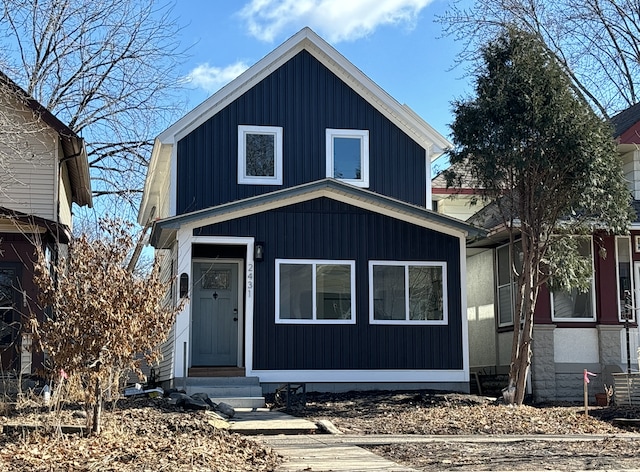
[[149, 179, 484, 248]]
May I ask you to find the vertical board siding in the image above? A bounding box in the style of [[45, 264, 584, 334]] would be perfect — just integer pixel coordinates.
[[195, 198, 463, 371], [177, 50, 427, 214]]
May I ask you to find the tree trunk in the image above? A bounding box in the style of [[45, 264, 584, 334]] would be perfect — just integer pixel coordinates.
[[92, 377, 102, 435]]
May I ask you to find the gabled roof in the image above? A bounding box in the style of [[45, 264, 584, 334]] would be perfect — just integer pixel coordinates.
[[139, 27, 451, 225], [0, 71, 92, 207], [150, 178, 484, 248], [610, 102, 640, 139], [431, 160, 484, 198]]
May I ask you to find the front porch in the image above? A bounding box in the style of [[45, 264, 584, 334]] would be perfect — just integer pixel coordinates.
[[171, 372, 265, 409]]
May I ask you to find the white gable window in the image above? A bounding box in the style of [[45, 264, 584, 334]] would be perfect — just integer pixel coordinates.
[[238, 125, 283, 185], [369, 261, 447, 325], [276, 259, 355, 324], [326, 129, 369, 187]]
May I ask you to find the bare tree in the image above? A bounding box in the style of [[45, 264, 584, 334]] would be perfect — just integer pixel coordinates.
[[30, 218, 183, 435], [440, 0, 640, 117], [0, 0, 186, 214]]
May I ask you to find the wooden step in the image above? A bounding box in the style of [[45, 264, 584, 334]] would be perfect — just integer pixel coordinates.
[[188, 367, 246, 377]]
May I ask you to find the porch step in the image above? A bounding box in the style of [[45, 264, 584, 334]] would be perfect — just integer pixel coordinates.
[[210, 396, 266, 409], [183, 376, 265, 408]]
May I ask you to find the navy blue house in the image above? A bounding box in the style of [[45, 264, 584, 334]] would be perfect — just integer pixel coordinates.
[[139, 28, 481, 395]]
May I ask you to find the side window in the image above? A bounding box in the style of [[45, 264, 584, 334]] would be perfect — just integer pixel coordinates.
[[369, 261, 447, 325], [496, 241, 522, 327], [238, 125, 283, 185], [617, 236, 634, 321], [326, 129, 369, 187], [276, 259, 355, 324], [550, 237, 595, 321], [0, 266, 19, 346]]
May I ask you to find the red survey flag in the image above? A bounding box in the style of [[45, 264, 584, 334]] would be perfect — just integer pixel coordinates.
[[584, 371, 596, 384]]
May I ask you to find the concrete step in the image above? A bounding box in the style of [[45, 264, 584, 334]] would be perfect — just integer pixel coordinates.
[[211, 396, 266, 409], [185, 384, 264, 398], [183, 376, 265, 408], [184, 376, 261, 386]]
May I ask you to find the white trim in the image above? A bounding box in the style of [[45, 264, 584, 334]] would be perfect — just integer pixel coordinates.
[[550, 237, 597, 322], [368, 260, 448, 325], [141, 28, 452, 222], [459, 235, 470, 379], [238, 125, 283, 185], [169, 144, 177, 218], [275, 258, 356, 324], [171, 234, 256, 377], [160, 28, 450, 153], [248, 369, 468, 383], [425, 146, 432, 210], [616, 236, 635, 322], [496, 242, 516, 328], [634, 261, 640, 322], [178, 186, 468, 240], [325, 129, 369, 188]]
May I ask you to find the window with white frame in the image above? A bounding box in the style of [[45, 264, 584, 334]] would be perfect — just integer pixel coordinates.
[[369, 261, 447, 324], [496, 241, 522, 327], [616, 236, 635, 321], [0, 267, 17, 346], [276, 259, 355, 324], [551, 237, 595, 321], [326, 129, 369, 187], [238, 125, 283, 185]]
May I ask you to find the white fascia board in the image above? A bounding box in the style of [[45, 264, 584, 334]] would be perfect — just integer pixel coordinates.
[[139, 138, 173, 225], [179, 187, 470, 240], [156, 27, 447, 154], [401, 104, 451, 160]]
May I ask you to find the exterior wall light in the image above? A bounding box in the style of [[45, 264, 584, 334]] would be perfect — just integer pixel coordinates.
[[254, 243, 264, 261]]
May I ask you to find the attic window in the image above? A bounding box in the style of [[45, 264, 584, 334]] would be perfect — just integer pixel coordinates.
[[326, 129, 369, 187], [238, 125, 283, 185]]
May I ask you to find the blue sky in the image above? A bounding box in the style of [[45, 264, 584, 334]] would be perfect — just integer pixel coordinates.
[[173, 0, 472, 170]]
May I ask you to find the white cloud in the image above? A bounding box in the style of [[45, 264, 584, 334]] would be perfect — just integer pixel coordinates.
[[185, 61, 250, 94], [238, 0, 433, 43]]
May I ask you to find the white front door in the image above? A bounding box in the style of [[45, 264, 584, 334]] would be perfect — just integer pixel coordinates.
[[192, 262, 239, 366]]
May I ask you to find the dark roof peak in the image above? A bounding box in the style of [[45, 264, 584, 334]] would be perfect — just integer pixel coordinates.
[[610, 102, 640, 138]]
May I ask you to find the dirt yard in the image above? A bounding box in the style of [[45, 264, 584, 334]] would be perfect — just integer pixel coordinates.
[[295, 390, 640, 471], [1, 390, 639, 471]]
